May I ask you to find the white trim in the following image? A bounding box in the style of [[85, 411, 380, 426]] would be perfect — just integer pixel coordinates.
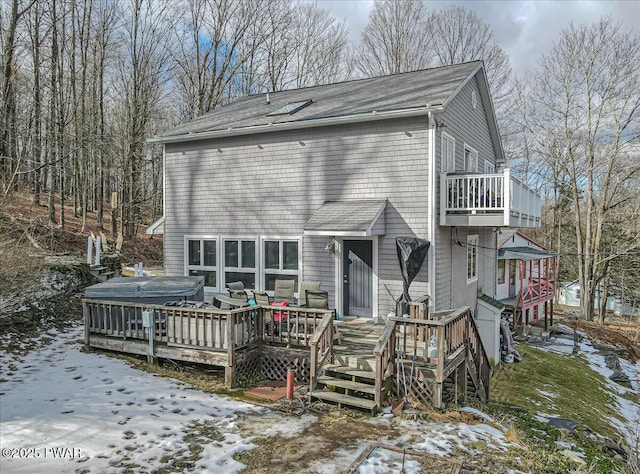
[[467, 234, 479, 284], [372, 235, 379, 319], [147, 106, 442, 144], [304, 230, 369, 237], [221, 236, 258, 290], [463, 143, 479, 172], [336, 237, 378, 319], [184, 235, 220, 292], [146, 216, 165, 235], [260, 236, 302, 294], [441, 62, 484, 109], [334, 239, 342, 318], [428, 113, 437, 311], [441, 131, 456, 172]]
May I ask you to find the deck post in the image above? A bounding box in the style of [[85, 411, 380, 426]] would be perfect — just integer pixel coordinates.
[[83, 301, 91, 350]]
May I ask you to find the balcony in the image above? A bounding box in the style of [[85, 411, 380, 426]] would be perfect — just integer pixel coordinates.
[[439, 169, 541, 228]]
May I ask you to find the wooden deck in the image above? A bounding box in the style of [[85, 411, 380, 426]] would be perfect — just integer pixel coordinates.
[[83, 299, 490, 412]]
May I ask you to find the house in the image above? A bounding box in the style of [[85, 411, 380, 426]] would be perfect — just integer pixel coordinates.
[[557, 281, 640, 317], [147, 61, 541, 319], [496, 230, 557, 328], [82, 62, 543, 412]]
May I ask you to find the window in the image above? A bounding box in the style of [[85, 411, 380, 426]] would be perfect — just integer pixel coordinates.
[[441, 132, 456, 172], [497, 260, 505, 284], [467, 235, 478, 283], [484, 160, 495, 173], [185, 237, 218, 288], [262, 239, 300, 292], [464, 145, 478, 172], [223, 238, 257, 289], [575, 288, 581, 300]]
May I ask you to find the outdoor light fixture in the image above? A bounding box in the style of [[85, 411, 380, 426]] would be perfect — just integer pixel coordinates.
[[325, 239, 336, 252]]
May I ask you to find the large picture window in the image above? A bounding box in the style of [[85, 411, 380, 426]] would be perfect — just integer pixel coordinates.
[[223, 238, 257, 289], [442, 132, 455, 172], [467, 235, 478, 283], [185, 237, 218, 288], [262, 239, 300, 292]]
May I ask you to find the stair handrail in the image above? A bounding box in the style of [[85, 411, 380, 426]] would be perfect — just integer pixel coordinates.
[[463, 308, 491, 401], [309, 312, 334, 391], [373, 319, 396, 408]]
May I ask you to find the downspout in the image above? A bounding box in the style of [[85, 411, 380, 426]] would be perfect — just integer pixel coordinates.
[[427, 112, 437, 311]]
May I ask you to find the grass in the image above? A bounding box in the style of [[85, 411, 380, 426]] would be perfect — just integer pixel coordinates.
[[491, 345, 622, 439]]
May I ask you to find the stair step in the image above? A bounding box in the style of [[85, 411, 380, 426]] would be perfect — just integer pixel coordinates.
[[332, 353, 376, 371], [90, 266, 107, 271], [324, 365, 376, 381], [310, 390, 377, 412], [318, 375, 376, 395]]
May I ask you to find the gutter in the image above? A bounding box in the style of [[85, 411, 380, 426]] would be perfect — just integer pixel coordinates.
[[147, 106, 444, 145], [427, 111, 437, 311]]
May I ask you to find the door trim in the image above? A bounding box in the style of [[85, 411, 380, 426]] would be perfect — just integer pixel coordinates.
[[335, 236, 378, 319]]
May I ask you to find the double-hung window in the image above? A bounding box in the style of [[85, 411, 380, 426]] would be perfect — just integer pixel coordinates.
[[484, 160, 495, 173], [223, 238, 257, 289], [185, 237, 218, 288], [262, 239, 300, 292], [441, 132, 456, 172], [467, 235, 478, 283], [464, 145, 478, 172]]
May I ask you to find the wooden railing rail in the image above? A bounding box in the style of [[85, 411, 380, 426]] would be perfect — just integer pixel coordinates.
[[83, 298, 258, 350], [309, 313, 334, 390], [465, 310, 491, 401], [261, 305, 334, 348], [373, 319, 397, 408]]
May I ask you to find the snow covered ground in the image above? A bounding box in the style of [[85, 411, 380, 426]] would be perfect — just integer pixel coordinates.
[[1, 326, 517, 473], [534, 327, 640, 447], [0, 328, 262, 473]]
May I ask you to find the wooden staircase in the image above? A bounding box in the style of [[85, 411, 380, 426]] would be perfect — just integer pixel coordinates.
[[310, 319, 384, 413], [309, 307, 491, 414]]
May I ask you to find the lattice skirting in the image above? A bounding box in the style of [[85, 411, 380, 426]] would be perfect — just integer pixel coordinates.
[[260, 347, 310, 383], [232, 349, 262, 387], [394, 366, 436, 409], [231, 347, 311, 387]]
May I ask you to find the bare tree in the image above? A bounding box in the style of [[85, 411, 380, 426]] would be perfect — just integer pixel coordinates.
[[114, 0, 173, 237], [172, 0, 263, 119], [525, 18, 640, 321], [354, 0, 432, 77], [426, 6, 511, 103], [0, 0, 36, 194]]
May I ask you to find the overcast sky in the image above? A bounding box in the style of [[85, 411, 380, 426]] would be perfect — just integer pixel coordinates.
[[321, 0, 639, 75]]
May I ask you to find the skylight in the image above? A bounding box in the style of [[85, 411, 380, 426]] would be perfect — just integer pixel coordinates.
[[267, 99, 312, 116]]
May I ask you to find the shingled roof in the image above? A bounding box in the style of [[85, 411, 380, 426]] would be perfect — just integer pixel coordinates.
[[151, 61, 488, 143]]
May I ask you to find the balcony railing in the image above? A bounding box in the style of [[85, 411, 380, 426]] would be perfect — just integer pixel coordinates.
[[440, 169, 541, 228]]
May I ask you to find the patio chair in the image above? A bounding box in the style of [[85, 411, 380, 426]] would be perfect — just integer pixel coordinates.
[[305, 290, 329, 309], [298, 281, 320, 307], [229, 289, 249, 304], [226, 281, 245, 291], [253, 291, 273, 335], [274, 279, 295, 303]]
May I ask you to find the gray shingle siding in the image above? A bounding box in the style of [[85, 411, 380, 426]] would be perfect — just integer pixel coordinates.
[[164, 117, 430, 313], [433, 75, 499, 311]]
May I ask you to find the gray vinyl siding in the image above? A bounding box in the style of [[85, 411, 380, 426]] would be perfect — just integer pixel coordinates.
[[163, 117, 430, 313], [433, 75, 499, 311]]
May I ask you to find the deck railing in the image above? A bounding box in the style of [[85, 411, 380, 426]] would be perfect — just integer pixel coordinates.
[[387, 306, 490, 407], [373, 319, 397, 408], [309, 313, 334, 389], [83, 298, 334, 358], [440, 169, 541, 227]]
